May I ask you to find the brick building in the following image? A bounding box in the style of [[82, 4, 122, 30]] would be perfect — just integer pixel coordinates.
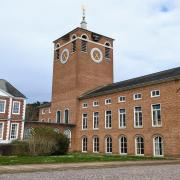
[[26, 14, 180, 157], [0, 79, 26, 143]]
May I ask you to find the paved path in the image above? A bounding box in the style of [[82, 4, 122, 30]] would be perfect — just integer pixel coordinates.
[[0, 159, 180, 174], [0, 164, 180, 180]]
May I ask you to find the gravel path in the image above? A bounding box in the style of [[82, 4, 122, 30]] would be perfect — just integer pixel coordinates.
[[0, 164, 180, 180]]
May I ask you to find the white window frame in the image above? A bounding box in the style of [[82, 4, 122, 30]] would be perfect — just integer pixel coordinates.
[[93, 136, 99, 153], [153, 136, 164, 157], [133, 93, 142, 100], [118, 96, 126, 103], [135, 136, 144, 156], [0, 122, 4, 140], [151, 90, 160, 98], [82, 113, 88, 130], [12, 101, 21, 115], [82, 103, 88, 109], [82, 136, 88, 152], [0, 100, 6, 113], [134, 106, 143, 128], [64, 108, 69, 124], [119, 109, 126, 128], [93, 112, 99, 129], [93, 101, 99, 107], [119, 136, 127, 155], [151, 104, 162, 127], [56, 110, 61, 123], [42, 108, 45, 114], [105, 98, 112, 105], [10, 123, 19, 140], [105, 110, 112, 129], [105, 136, 112, 154]]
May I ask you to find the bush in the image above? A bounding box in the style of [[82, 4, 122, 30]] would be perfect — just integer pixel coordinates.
[[28, 127, 69, 155], [53, 133, 69, 155], [0, 141, 29, 156]]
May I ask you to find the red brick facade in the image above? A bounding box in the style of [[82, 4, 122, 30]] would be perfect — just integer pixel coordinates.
[[33, 27, 180, 157], [0, 93, 26, 143]]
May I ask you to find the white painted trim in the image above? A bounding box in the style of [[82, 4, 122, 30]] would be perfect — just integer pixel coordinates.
[[105, 98, 112, 105], [60, 48, 69, 64], [56, 110, 61, 123], [10, 123, 19, 140], [64, 108, 69, 123], [20, 121, 24, 140], [151, 90, 160, 98], [82, 136, 88, 152], [105, 136, 112, 154], [12, 101, 21, 115], [104, 41, 111, 47], [93, 112, 99, 130], [90, 48, 103, 64], [22, 99, 26, 120], [105, 110, 112, 129], [82, 113, 88, 130], [119, 136, 127, 155], [8, 98, 12, 119], [134, 106, 143, 128], [151, 103, 162, 127], [135, 136, 144, 156], [0, 99, 6, 113], [81, 33, 89, 40], [119, 108, 126, 129], [153, 136, 164, 157], [82, 102, 88, 109], [118, 96, 126, 103], [71, 34, 77, 40], [54, 37, 114, 51], [6, 120, 10, 141], [0, 122, 4, 140], [93, 136, 99, 153], [93, 101, 99, 107], [133, 93, 142, 100]]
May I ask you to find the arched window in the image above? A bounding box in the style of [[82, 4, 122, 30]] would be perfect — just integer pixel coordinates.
[[105, 42, 111, 59], [71, 34, 77, 53], [93, 136, 99, 153], [82, 136, 88, 152], [56, 111, 61, 124], [153, 136, 164, 156], [105, 136, 112, 153], [64, 129, 71, 147], [55, 43, 60, 60], [135, 136, 144, 155], [81, 34, 88, 52], [64, 109, 69, 124], [119, 136, 127, 155]]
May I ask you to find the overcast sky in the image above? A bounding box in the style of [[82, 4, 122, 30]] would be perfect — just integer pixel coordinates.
[[0, 0, 180, 103]]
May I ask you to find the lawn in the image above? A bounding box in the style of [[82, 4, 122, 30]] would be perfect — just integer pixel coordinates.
[[0, 153, 166, 165]]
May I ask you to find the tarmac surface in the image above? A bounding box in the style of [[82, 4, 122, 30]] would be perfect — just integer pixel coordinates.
[[0, 164, 180, 180]]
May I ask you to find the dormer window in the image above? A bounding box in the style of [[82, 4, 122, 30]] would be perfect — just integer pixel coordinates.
[[81, 34, 88, 52], [105, 42, 111, 59], [71, 34, 77, 53]]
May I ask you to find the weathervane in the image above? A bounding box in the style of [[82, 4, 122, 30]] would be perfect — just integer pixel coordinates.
[[80, 5, 87, 29]]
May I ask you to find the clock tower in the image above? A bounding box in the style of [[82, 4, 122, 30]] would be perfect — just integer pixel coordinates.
[[50, 11, 114, 124]]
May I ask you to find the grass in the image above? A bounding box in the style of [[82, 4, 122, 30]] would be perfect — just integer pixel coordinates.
[[0, 153, 167, 165]]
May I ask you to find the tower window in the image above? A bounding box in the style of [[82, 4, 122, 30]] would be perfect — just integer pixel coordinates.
[[56, 49, 60, 60], [81, 34, 88, 52], [71, 35, 77, 53], [105, 42, 111, 59], [64, 109, 69, 124]]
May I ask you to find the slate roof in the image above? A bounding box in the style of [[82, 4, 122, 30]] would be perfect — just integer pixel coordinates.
[[0, 79, 26, 98], [79, 66, 180, 99]]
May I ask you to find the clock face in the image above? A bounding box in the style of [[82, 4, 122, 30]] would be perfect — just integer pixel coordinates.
[[60, 48, 69, 64], [91, 48, 103, 63]]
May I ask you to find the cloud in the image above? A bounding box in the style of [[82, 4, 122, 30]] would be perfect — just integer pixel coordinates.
[[0, 0, 179, 102]]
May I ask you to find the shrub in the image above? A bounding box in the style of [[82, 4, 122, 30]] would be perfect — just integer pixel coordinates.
[[53, 133, 69, 155], [0, 141, 29, 156], [28, 127, 69, 155]]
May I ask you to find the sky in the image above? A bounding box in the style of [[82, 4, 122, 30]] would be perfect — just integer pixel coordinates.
[[0, 0, 180, 103]]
